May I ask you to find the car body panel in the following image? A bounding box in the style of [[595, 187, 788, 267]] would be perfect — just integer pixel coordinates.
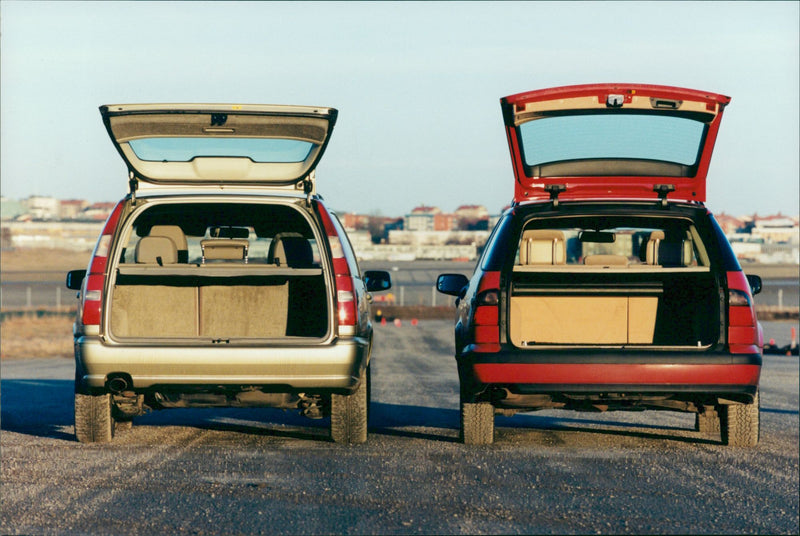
[[75, 335, 370, 392], [500, 84, 730, 204], [100, 103, 337, 192]]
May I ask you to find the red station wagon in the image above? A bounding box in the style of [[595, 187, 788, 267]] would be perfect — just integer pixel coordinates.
[[437, 84, 763, 446]]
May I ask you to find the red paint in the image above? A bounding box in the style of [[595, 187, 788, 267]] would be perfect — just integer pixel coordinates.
[[501, 83, 731, 204], [473, 363, 761, 386]]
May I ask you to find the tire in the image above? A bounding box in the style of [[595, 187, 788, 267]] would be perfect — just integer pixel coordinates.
[[330, 367, 368, 444], [74, 392, 114, 443], [720, 390, 760, 447], [461, 398, 494, 445], [694, 411, 721, 434]]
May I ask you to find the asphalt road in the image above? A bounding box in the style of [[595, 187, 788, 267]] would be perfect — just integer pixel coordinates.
[[1, 320, 798, 535]]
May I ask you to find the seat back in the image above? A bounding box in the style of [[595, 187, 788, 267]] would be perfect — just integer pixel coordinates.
[[519, 229, 566, 265], [269, 233, 313, 267], [149, 225, 188, 263], [135, 236, 178, 265], [645, 231, 693, 266]]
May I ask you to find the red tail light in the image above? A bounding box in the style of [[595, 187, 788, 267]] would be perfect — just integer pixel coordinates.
[[80, 202, 124, 326], [316, 202, 356, 327], [473, 271, 501, 352], [727, 271, 759, 354]]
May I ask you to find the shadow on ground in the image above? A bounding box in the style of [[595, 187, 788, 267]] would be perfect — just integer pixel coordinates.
[[2, 379, 750, 446]]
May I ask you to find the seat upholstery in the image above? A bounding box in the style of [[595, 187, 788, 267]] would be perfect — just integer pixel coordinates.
[[584, 254, 629, 267], [644, 231, 665, 265], [519, 229, 566, 265], [268, 233, 314, 268], [135, 236, 178, 265], [645, 231, 692, 266], [149, 225, 188, 263], [200, 239, 249, 262]]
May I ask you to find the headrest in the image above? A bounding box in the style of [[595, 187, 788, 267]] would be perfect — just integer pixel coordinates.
[[645, 231, 692, 266], [657, 241, 694, 267], [149, 225, 188, 263], [136, 236, 178, 265], [270, 234, 313, 268], [519, 229, 566, 265]]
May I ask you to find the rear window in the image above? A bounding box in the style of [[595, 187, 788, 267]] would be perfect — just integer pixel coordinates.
[[128, 138, 314, 163], [519, 114, 706, 168], [516, 216, 709, 268], [118, 202, 321, 266]]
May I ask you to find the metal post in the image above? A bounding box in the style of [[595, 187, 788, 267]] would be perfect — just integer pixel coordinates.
[[26, 287, 32, 308], [778, 289, 783, 309], [400, 286, 405, 306], [432, 286, 436, 307], [57, 286, 62, 309]]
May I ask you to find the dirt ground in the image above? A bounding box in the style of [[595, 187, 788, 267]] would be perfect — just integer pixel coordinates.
[[1, 248, 92, 273], [0, 315, 74, 359]]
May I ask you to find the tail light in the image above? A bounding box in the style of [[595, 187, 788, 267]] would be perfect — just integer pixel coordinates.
[[473, 271, 501, 352], [727, 271, 760, 354], [80, 202, 124, 327], [316, 202, 356, 328]]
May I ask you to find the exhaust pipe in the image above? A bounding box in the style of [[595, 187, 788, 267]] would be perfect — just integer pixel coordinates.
[[107, 376, 129, 394]]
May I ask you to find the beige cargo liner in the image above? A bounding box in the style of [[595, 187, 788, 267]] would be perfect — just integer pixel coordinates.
[[509, 295, 659, 345]]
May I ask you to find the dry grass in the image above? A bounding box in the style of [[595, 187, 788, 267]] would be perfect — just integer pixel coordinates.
[[1, 248, 92, 273], [0, 314, 74, 359]]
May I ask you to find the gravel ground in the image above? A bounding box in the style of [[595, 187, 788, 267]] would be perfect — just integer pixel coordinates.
[[1, 320, 798, 535]]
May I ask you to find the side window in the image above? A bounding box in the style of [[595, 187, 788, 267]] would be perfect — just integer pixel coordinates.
[[331, 213, 361, 278]]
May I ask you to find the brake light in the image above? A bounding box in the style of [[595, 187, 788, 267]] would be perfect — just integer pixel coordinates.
[[316, 202, 356, 327], [473, 271, 501, 352], [727, 271, 759, 354], [81, 202, 124, 326]]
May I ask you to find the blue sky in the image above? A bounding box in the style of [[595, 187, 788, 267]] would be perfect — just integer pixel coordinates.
[[1, 1, 798, 217]]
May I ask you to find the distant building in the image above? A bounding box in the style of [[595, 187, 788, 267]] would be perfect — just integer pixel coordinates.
[[340, 212, 370, 231], [454, 204, 490, 230], [25, 196, 60, 220], [715, 212, 745, 234], [433, 212, 457, 231], [60, 199, 89, 219], [752, 213, 799, 244], [81, 202, 116, 221], [405, 205, 441, 232]]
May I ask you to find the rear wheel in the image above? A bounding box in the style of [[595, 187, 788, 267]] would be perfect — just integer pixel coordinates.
[[74, 392, 114, 443], [720, 390, 760, 447], [460, 398, 494, 445], [330, 367, 368, 444], [694, 410, 720, 434]]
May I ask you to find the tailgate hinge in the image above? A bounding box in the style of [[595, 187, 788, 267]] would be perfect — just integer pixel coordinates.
[[654, 184, 675, 208], [128, 171, 138, 205], [545, 184, 567, 207]]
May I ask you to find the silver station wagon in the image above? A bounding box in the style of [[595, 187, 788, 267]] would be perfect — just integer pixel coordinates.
[[67, 104, 391, 444]]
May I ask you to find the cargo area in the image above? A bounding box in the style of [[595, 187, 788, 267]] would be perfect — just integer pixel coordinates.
[[107, 201, 330, 340], [508, 221, 720, 348]]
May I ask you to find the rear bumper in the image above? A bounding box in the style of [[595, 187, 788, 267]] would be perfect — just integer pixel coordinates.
[[75, 335, 370, 393], [459, 345, 761, 396]]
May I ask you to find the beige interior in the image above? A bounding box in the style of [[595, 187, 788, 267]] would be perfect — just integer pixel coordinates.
[[111, 282, 289, 338], [201, 239, 249, 262], [135, 236, 178, 265], [510, 295, 658, 345], [519, 229, 566, 265], [583, 254, 629, 267]]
